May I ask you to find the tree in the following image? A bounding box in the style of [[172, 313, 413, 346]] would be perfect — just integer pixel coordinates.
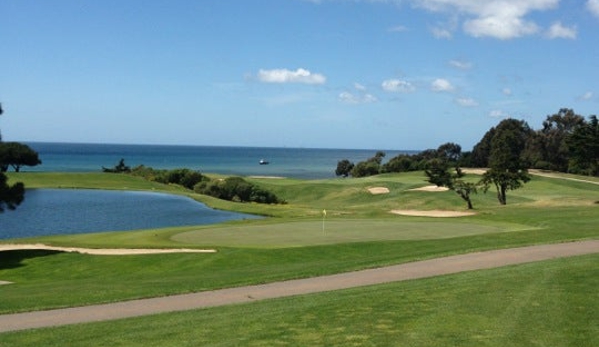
[[523, 108, 585, 171], [424, 158, 453, 187], [382, 154, 415, 173], [0, 103, 26, 212], [0, 173, 24, 212], [102, 158, 131, 173], [480, 170, 530, 205], [370, 151, 386, 165], [479, 119, 532, 205], [452, 179, 478, 210], [425, 160, 478, 209], [350, 161, 380, 177], [335, 159, 354, 177], [471, 127, 496, 167], [0, 142, 42, 172], [193, 176, 282, 204], [567, 115, 599, 176], [350, 151, 386, 178], [436, 142, 462, 163]]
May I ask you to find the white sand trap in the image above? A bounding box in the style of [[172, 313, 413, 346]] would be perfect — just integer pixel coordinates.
[[461, 168, 487, 175], [368, 187, 390, 194], [409, 185, 449, 192], [390, 209, 476, 217], [0, 244, 216, 255]]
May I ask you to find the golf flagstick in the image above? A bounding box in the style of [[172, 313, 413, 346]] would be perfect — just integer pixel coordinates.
[[322, 209, 327, 235]]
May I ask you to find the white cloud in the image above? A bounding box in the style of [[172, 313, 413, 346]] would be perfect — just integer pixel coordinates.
[[449, 59, 472, 70], [502, 88, 513, 96], [340, 83, 377, 104], [431, 26, 453, 39], [489, 109, 509, 118], [339, 92, 377, 104], [588, 0, 599, 18], [546, 21, 577, 39], [431, 78, 454, 92], [354, 82, 367, 91], [389, 25, 409, 32], [456, 97, 478, 107], [463, 15, 539, 39], [257, 68, 326, 85], [412, 0, 559, 39], [382, 79, 416, 93], [580, 91, 594, 100]]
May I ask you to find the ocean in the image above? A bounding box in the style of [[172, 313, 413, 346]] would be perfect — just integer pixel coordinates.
[[2, 142, 415, 238], [24, 142, 416, 179]]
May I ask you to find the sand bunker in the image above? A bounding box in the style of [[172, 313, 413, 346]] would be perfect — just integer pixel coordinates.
[[390, 209, 476, 217], [0, 244, 216, 255], [368, 187, 390, 194], [461, 168, 487, 175], [409, 185, 449, 192]]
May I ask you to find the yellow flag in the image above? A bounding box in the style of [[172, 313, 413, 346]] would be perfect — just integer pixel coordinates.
[[322, 209, 327, 217]]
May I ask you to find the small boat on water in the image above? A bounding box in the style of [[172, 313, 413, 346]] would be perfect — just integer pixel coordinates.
[[259, 159, 270, 165]]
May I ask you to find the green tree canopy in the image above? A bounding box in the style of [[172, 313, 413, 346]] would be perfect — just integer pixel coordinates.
[[523, 108, 585, 171], [566, 115, 599, 176], [425, 160, 478, 209], [350, 151, 386, 178], [0, 103, 26, 213], [0, 142, 42, 172], [480, 118, 532, 205], [436, 142, 462, 163], [335, 159, 354, 177], [102, 158, 131, 173]]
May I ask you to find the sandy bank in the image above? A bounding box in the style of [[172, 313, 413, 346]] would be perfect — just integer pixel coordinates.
[[390, 209, 476, 217], [408, 185, 449, 192], [0, 244, 217, 255]]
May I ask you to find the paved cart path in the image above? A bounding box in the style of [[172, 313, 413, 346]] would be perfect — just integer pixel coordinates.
[[1, 240, 598, 333]]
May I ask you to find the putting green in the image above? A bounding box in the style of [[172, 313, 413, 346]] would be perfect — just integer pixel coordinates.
[[172, 219, 533, 248]]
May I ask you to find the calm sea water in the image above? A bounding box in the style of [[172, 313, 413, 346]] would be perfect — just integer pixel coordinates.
[[24, 142, 415, 179], [0, 189, 260, 240]]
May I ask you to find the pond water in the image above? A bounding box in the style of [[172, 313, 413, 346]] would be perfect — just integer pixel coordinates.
[[0, 189, 261, 240]]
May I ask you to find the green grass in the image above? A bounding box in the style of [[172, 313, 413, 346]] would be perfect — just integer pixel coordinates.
[[0, 171, 597, 344], [1, 254, 597, 346], [171, 218, 534, 248]]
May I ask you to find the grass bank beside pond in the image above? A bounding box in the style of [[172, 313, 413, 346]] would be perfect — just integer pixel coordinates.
[[1, 171, 597, 316]]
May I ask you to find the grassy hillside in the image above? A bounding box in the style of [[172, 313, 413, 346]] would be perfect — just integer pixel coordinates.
[[1, 171, 597, 344], [1, 171, 597, 315]]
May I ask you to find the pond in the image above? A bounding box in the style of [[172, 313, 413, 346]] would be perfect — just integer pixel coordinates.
[[0, 189, 261, 240]]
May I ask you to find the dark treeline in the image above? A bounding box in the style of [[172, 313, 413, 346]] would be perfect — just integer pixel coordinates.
[[1, 102, 33, 212], [337, 108, 598, 178], [103, 161, 284, 205], [337, 108, 597, 207]]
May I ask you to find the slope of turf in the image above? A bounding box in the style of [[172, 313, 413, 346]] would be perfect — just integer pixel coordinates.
[[2, 254, 596, 346], [1, 171, 597, 315]]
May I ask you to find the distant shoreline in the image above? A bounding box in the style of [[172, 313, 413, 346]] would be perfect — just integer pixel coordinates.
[[18, 142, 417, 180], [21, 140, 421, 153]]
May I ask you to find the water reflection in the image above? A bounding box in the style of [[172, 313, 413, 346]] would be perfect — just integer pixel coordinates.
[[0, 189, 259, 239]]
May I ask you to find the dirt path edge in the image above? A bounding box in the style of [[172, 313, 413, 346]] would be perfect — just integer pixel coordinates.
[[1, 240, 597, 333]]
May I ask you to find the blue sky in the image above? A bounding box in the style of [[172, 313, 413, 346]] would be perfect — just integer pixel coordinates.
[[1, 0, 598, 150]]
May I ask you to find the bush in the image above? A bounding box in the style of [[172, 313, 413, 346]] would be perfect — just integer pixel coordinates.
[[382, 155, 414, 173], [194, 176, 283, 204], [131, 166, 206, 190]]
